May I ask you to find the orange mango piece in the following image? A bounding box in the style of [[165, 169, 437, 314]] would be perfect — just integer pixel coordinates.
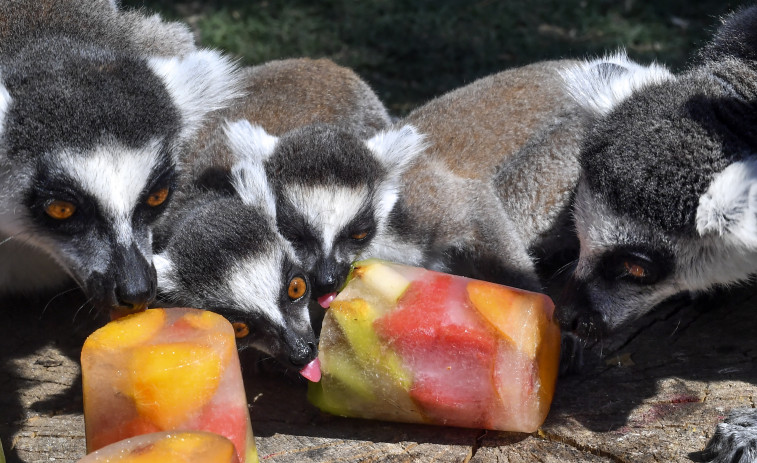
[[79, 431, 239, 463], [127, 343, 223, 429], [466, 280, 548, 359], [82, 309, 165, 353]]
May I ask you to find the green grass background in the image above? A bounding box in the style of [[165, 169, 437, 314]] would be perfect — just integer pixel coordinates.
[[123, 0, 752, 115]]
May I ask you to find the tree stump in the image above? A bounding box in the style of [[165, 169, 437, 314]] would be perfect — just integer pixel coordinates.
[[2, 284, 755, 462]]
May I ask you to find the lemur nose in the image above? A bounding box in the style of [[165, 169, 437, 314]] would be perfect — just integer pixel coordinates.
[[288, 339, 318, 367], [113, 244, 156, 312], [313, 258, 345, 296]]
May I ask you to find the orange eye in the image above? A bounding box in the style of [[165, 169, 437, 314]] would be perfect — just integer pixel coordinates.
[[146, 187, 169, 207], [351, 231, 368, 240], [287, 276, 307, 300], [232, 322, 250, 338], [624, 261, 647, 278], [45, 200, 76, 220]]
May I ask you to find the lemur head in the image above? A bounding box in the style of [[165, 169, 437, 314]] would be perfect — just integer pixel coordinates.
[[222, 120, 425, 302], [0, 33, 239, 314], [559, 6, 757, 339], [154, 131, 317, 370]]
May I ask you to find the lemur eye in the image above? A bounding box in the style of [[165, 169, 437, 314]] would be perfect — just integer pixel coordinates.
[[287, 276, 307, 300], [146, 187, 170, 207], [351, 231, 369, 240], [45, 200, 76, 220], [232, 322, 250, 338], [624, 261, 647, 279]]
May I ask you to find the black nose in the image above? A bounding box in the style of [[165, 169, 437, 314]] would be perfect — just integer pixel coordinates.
[[312, 257, 344, 296], [113, 244, 156, 311], [556, 277, 606, 341], [288, 340, 318, 368]]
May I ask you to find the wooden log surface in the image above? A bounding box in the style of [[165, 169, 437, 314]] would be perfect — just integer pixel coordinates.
[[1, 283, 755, 463]]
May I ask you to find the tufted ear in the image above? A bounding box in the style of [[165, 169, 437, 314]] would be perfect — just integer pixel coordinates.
[[561, 51, 674, 118], [223, 119, 278, 163], [365, 124, 427, 178], [223, 120, 278, 218], [696, 159, 757, 248], [700, 6, 757, 64], [149, 49, 241, 145]]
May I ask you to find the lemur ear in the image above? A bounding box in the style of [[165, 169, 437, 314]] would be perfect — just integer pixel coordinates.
[[223, 119, 278, 162], [696, 159, 757, 248], [149, 50, 241, 144], [700, 6, 757, 64], [365, 124, 427, 176], [561, 51, 673, 118], [0, 77, 11, 137], [223, 120, 278, 218]]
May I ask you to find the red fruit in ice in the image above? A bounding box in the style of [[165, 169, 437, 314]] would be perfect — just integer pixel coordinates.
[[375, 273, 500, 426], [197, 403, 248, 462]]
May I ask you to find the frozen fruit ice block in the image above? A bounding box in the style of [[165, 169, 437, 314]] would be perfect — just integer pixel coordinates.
[[77, 431, 240, 463], [81, 308, 259, 463], [308, 259, 561, 432]]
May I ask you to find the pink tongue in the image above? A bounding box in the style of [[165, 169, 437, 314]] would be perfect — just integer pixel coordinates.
[[300, 358, 321, 382], [317, 292, 337, 308]]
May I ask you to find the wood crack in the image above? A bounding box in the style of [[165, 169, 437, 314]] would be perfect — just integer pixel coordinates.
[[537, 429, 628, 462]]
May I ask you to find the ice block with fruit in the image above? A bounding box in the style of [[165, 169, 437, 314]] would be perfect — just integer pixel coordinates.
[[308, 259, 561, 432], [77, 431, 240, 463], [81, 308, 258, 463]]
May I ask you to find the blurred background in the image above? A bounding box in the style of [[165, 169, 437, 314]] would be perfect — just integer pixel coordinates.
[[123, 0, 751, 115]]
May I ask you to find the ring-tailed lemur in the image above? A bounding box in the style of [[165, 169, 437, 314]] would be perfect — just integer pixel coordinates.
[[560, 6, 757, 462], [153, 58, 391, 369], [153, 127, 317, 370], [0, 0, 240, 316]]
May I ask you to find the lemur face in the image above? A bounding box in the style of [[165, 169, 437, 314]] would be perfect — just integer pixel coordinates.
[[564, 165, 757, 339], [224, 121, 425, 301], [17, 141, 175, 311], [559, 181, 681, 338], [0, 34, 239, 314], [154, 193, 317, 371]]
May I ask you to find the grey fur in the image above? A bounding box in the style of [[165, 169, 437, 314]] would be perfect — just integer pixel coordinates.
[[0, 0, 240, 313], [691, 409, 757, 463], [386, 60, 591, 291]]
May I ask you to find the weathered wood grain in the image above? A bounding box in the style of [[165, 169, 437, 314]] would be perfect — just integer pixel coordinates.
[[1, 283, 755, 462]]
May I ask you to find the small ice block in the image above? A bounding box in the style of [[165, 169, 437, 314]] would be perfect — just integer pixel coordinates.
[[81, 308, 259, 463], [77, 431, 240, 463], [308, 259, 561, 432]]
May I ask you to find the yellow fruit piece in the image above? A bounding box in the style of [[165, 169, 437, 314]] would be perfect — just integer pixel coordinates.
[[467, 280, 548, 358], [128, 343, 223, 429], [330, 299, 412, 390], [105, 432, 236, 463], [182, 310, 227, 332], [155, 432, 235, 462], [353, 260, 410, 304], [83, 309, 165, 353]]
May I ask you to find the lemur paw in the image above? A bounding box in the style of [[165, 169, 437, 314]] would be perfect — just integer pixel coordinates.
[[690, 408, 757, 463]]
